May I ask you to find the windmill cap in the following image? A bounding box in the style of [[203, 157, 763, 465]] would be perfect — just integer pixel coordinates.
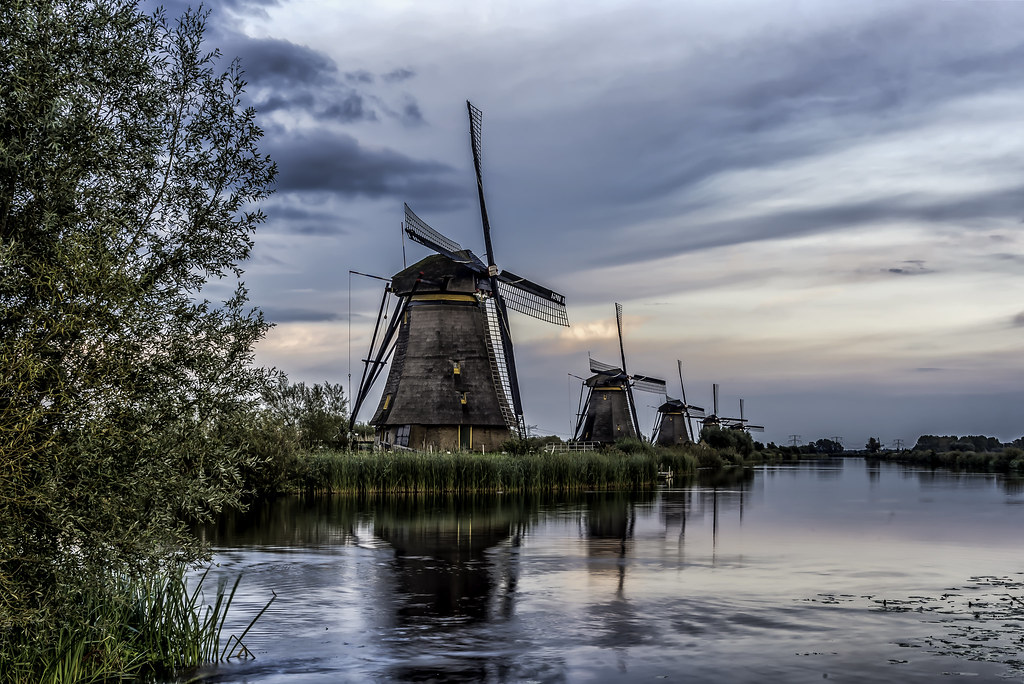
[[391, 254, 490, 296]]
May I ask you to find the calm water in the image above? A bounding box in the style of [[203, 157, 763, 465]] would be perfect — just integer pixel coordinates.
[[188, 459, 1024, 683]]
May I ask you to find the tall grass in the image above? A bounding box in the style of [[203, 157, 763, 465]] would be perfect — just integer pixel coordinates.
[[295, 445, 705, 494], [1, 564, 271, 684]]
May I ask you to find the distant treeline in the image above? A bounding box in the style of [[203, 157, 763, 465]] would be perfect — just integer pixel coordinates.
[[910, 434, 1023, 453], [864, 434, 1024, 474]]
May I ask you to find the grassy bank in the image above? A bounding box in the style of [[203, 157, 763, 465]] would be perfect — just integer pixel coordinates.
[[283, 441, 802, 495], [1, 565, 269, 684]]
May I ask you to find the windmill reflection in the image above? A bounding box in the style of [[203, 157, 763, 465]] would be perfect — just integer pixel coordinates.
[[580, 492, 654, 673], [659, 469, 755, 562], [370, 495, 534, 682]]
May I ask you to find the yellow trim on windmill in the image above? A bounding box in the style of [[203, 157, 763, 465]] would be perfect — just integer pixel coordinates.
[[411, 293, 477, 302]]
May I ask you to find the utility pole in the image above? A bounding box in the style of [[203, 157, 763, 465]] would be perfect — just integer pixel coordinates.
[[893, 438, 904, 452], [788, 434, 802, 447]]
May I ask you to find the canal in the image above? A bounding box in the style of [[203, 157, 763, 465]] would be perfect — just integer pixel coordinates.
[[187, 458, 1024, 682]]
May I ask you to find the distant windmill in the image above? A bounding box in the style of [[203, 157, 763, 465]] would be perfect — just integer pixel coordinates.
[[573, 303, 666, 444], [349, 102, 569, 451], [719, 397, 765, 434], [652, 360, 705, 446], [700, 383, 724, 431]]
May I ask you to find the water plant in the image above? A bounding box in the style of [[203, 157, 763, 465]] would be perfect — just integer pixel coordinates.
[[0, 565, 271, 683]]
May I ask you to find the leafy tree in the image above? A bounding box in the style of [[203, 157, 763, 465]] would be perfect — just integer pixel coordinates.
[[0, 0, 275, 647], [700, 425, 754, 456], [813, 438, 844, 454], [865, 437, 881, 453], [262, 378, 349, 450]]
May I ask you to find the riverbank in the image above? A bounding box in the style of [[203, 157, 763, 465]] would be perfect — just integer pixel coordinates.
[[280, 441, 803, 495], [864, 447, 1024, 473]]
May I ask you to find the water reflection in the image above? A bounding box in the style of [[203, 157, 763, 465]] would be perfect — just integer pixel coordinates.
[[370, 496, 527, 682], [191, 460, 1024, 683]]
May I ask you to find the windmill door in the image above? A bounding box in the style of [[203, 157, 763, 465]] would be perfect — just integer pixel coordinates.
[[459, 425, 472, 450]]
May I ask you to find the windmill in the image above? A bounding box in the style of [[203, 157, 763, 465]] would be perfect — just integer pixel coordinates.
[[701, 385, 764, 435], [572, 303, 665, 444], [700, 383, 723, 431], [652, 360, 705, 447], [349, 102, 569, 452], [721, 398, 764, 434]]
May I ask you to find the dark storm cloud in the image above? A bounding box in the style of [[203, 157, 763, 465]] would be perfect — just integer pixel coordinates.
[[1013, 312, 1024, 328], [267, 130, 468, 209], [222, 36, 388, 123], [319, 94, 378, 123], [143, 2, 424, 127], [232, 37, 337, 87]]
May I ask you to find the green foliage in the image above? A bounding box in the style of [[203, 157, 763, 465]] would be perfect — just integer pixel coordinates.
[[262, 377, 349, 450], [1, 563, 270, 683], [700, 425, 754, 456], [0, 0, 275, 665], [913, 434, 1005, 453], [865, 437, 882, 453], [226, 409, 301, 500], [499, 437, 533, 455], [868, 446, 1024, 473], [813, 438, 844, 454], [614, 436, 654, 454]]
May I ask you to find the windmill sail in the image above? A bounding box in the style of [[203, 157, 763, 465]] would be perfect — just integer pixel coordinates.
[[482, 297, 522, 434], [403, 204, 486, 270], [467, 101, 525, 432], [496, 272, 568, 326], [589, 357, 622, 374], [632, 374, 667, 395], [616, 303, 641, 437]]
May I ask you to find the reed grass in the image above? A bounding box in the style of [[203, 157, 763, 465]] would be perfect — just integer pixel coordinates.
[[295, 445, 705, 494], [1, 564, 272, 684]]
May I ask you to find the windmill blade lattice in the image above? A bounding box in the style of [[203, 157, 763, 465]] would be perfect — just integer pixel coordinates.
[[589, 357, 621, 374], [496, 272, 568, 326], [632, 374, 667, 395], [403, 203, 487, 271]]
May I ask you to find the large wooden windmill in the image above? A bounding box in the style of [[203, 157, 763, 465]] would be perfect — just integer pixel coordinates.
[[572, 303, 665, 444], [349, 102, 569, 452], [652, 360, 705, 447]]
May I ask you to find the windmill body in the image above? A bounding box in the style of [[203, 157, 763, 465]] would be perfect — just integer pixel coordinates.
[[370, 255, 513, 451], [577, 369, 636, 444], [654, 398, 703, 447]]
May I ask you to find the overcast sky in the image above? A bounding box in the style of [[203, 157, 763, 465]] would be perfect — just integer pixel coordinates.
[[163, 0, 1024, 447]]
